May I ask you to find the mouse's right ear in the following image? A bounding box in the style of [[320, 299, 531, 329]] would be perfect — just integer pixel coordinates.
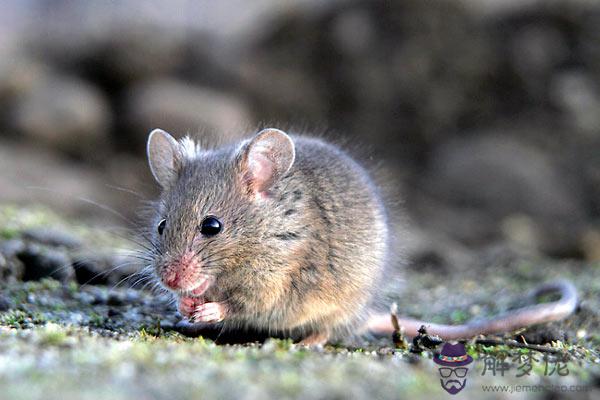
[[238, 128, 295, 198], [147, 129, 181, 189]]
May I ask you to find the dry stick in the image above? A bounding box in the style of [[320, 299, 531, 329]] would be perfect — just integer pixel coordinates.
[[473, 338, 570, 354]]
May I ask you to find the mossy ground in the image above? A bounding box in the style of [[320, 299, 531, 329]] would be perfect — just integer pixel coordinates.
[[0, 206, 598, 399]]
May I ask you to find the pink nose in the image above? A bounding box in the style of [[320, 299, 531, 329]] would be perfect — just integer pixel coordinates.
[[162, 251, 199, 290], [164, 270, 180, 289]]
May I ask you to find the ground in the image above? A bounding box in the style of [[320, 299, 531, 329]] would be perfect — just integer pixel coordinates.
[[0, 205, 598, 399]]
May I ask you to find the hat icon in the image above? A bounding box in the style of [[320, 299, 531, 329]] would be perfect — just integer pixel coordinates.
[[433, 343, 473, 367]]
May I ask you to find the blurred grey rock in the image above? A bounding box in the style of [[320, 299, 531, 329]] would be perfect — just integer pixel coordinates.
[[10, 75, 111, 160], [402, 224, 474, 272], [0, 239, 25, 280], [0, 294, 13, 312], [123, 79, 251, 147], [239, 0, 496, 165], [550, 71, 600, 136], [0, 55, 50, 109], [0, 140, 126, 221], [107, 291, 126, 306], [22, 228, 82, 249], [73, 258, 110, 286], [0, 239, 26, 257], [28, 8, 187, 84], [17, 244, 73, 282], [427, 134, 584, 220], [424, 134, 587, 255], [510, 25, 568, 97], [72, 253, 141, 287]]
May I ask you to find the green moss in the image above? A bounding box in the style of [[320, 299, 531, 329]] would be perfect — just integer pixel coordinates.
[[38, 323, 69, 346], [88, 313, 105, 328], [0, 309, 48, 328], [23, 278, 62, 293], [450, 309, 469, 323], [0, 205, 64, 236], [66, 281, 79, 296], [0, 310, 29, 327], [0, 227, 19, 239], [0, 204, 599, 398]]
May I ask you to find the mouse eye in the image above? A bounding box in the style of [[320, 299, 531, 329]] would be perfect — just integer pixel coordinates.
[[200, 216, 222, 236], [157, 219, 166, 235]]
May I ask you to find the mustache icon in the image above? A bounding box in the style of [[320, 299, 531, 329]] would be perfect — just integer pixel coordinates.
[[442, 379, 465, 389]]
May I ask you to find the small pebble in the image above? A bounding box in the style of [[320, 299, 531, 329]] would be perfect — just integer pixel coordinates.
[[159, 320, 174, 331], [107, 292, 126, 306], [107, 308, 122, 318], [0, 239, 26, 257], [0, 295, 13, 311]]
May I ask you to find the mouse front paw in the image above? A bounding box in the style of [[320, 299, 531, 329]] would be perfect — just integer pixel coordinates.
[[193, 302, 227, 323], [178, 296, 205, 318]]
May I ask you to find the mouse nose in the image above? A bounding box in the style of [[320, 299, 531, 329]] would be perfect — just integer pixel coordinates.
[[163, 269, 180, 289], [161, 250, 201, 290]]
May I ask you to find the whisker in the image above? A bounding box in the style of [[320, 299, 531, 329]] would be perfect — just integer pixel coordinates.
[[79, 260, 143, 288], [25, 186, 137, 227], [105, 184, 145, 199]]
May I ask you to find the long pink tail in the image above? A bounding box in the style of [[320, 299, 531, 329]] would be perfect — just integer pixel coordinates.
[[366, 280, 578, 340]]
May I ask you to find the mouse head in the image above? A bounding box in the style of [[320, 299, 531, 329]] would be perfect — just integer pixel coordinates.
[[145, 128, 296, 300]]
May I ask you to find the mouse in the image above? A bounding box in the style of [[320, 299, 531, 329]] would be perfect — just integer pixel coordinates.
[[144, 127, 578, 345]]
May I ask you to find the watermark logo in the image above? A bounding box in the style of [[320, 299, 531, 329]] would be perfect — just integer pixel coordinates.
[[433, 342, 473, 395], [428, 342, 587, 395]]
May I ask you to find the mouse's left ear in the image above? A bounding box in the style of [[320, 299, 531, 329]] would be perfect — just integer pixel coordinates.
[[238, 128, 295, 196]]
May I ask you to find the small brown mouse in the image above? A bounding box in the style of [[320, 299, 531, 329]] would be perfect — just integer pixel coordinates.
[[145, 128, 578, 345]]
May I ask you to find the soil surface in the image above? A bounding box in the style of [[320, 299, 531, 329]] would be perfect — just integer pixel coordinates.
[[0, 205, 598, 399]]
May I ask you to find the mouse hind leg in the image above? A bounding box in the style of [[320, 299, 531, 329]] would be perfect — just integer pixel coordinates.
[[298, 331, 330, 346]]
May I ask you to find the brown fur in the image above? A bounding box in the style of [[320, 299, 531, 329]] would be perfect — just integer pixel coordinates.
[[146, 129, 389, 342]]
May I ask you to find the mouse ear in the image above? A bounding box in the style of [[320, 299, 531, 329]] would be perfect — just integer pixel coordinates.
[[147, 129, 181, 188], [239, 128, 295, 196]]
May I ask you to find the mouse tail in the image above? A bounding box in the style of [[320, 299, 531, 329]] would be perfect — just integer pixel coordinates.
[[366, 280, 578, 341]]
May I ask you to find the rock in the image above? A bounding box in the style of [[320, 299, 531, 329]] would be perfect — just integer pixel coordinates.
[[550, 71, 600, 136], [17, 244, 73, 282], [519, 324, 568, 345], [10, 75, 112, 160], [0, 55, 51, 111], [0, 140, 126, 221], [158, 319, 175, 331], [73, 253, 142, 288], [402, 224, 474, 272], [28, 4, 187, 84], [107, 308, 122, 318], [22, 228, 82, 249], [107, 292, 125, 306], [424, 134, 586, 253], [0, 239, 25, 280], [0, 251, 17, 281], [427, 134, 584, 219], [124, 290, 141, 303], [73, 259, 110, 286], [0, 294, 12, 311], [122, 79, 251, 149], [0, 239, 26, 258], [509, 25, 568, 99], [86, 287, 109, 305]]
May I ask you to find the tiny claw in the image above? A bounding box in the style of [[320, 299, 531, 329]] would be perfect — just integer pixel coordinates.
[[178, 296, 205, 318], [193, 302, 226, 323]]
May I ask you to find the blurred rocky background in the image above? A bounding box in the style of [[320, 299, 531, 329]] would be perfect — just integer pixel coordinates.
[[0, 0, 599, 270]]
